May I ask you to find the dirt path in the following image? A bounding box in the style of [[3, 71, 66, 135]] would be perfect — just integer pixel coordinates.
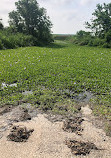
[[0, 105, 111, 158]]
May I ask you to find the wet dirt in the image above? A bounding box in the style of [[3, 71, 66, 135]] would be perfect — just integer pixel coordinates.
[[62, 117, 84, 135], [19, 108, 31, 121], [0, 104, 37, 140], [7, 125, 34, 142], [63, 89, 93, 103], [66, 139, 98, 155]]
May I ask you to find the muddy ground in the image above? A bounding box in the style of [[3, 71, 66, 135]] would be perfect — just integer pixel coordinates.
[[0, 104, 111, 158]]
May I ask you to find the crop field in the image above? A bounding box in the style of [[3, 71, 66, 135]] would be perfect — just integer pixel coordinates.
[[0, 41, 111, 119]]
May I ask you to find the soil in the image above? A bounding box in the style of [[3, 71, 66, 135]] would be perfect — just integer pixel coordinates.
[[62, 117, 84, 135], [0, 104, 111, 158], [0, 105, 13, 115], [19, 109, 32, 121], [7, 125, 34, 142], [66, 140, 98, 155]]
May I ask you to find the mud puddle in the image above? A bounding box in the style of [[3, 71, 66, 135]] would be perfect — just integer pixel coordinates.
[[63, 89, 93, 103]]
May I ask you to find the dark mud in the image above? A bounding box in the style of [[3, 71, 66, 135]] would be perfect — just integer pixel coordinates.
[[19, 108, 31, 121], [66, 140, 98, 155], [0, 104, 38, 139], [62, 117, 84, 135], [7, 125, 34, 142]]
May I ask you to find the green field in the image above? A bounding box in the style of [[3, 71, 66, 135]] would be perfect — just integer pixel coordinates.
[[0, 41, 111, 119]]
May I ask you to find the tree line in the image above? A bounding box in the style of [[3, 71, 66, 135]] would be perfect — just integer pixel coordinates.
[[69, 2, 111, 48], [0, 1, 111, 49], [0, 0, 53, 49]]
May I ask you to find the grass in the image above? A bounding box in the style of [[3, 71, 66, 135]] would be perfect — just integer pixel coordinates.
[[0, 41, 111, 119]]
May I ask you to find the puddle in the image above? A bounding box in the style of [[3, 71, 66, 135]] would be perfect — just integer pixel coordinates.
[[1, 82, 17, 89], [71, 91, 93, 103], [63, 89, 93, 103], [66, 140, 98, 155], [22, 91, 33, 95], [9, 83, 17, 87]]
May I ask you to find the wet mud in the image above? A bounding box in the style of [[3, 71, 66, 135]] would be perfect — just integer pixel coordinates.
[[66, 140, 99, 155], [63, 117, 84, 135], [7, 125, 34, 142]]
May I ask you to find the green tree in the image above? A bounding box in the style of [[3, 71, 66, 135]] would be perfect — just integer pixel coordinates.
[[76, 30, 91, 39], [9, 0, 53, 43], [0, 19, 4, 30], [85, 3, 111, 38]]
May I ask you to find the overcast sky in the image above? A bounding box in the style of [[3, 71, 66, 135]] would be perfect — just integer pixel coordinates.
[[0, 0, 111, 34]]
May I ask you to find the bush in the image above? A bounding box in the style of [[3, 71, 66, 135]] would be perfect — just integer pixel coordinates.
[[0, 39, 3, 49], [67, 30, 111, 48], [102, 43, 111, 48], [0, 30, 36, 49], [79, 38, 89, 46], [88, 40, 94, 46], [92, 38, 104, 46]]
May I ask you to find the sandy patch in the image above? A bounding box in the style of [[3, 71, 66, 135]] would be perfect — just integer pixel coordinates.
[[0, 105, 111, 158]]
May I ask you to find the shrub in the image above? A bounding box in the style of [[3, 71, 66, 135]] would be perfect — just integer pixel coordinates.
[[0, 39, 3, 49], [92, 38, 104, 46], [0, 30, 36, 49]]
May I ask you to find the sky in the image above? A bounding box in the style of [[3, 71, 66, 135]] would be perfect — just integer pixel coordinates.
[[0, 0, 111, 34]]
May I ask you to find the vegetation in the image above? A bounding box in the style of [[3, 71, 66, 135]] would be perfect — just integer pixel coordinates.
[[0, 0, 53, 50], [68, 2, 111, 48], [0, 42, 111, 119], [0, 30, 36, 49], [0, 19, 4, 30], [9, 0, 53, 44], [53, 34, 73, 41], [0, 1, 111, 135], [85, 3, 111, 38]]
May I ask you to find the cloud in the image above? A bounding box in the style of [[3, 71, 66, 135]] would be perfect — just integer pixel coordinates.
[[40, 0, 72, 5], [80, 0, 108, 6], [1, 0, 110, 34], [80, 0, 98, 6], [0, 0, 16, 25]]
